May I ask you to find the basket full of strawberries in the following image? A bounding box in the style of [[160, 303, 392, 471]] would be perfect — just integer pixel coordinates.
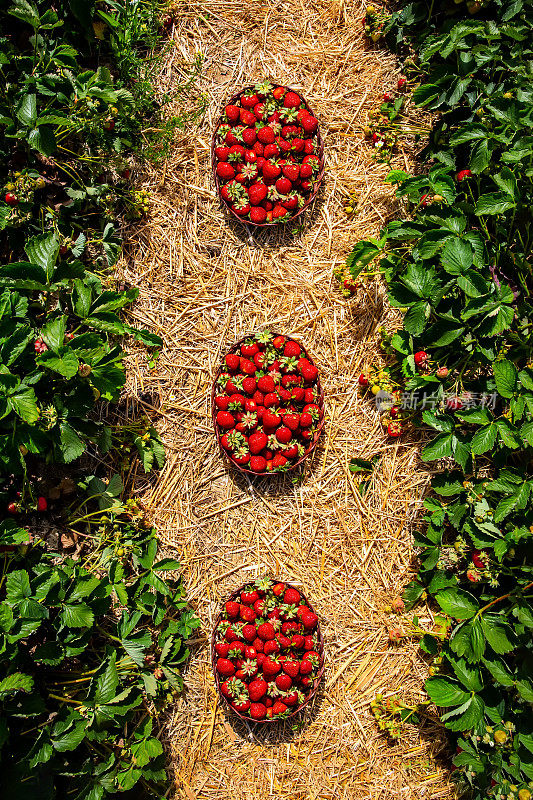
[[212, 331, 325, 475], [212, 578, 325, 723], [212, 81, 324, 226]]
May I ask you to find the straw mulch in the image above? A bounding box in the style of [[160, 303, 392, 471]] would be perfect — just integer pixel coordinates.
[[118, 1, 458, 798]]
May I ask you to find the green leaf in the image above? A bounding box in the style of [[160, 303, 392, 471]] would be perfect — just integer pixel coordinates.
[[25, 233, 59, 280], [440, 238, 473, 275], [36, 350, 79, 378], [425, 677, 470, 707], [40, 315, 66, 351], [471, 423, 498, 455], [435, 588, 479, 619], [94, 653, 119, 704], [422, 433, 453, 461], [442, 694, 484, 731], [0, 672, 34, 699], [475, 193, 516, 216], [480, 614, 515, 654], [59, 423, 86, 463], [16, 93, 37, 127], [60, 603, 95, 628], [493, 359, 517, 398], [7, 388, 40, 423], [6, 569, 31, 602]]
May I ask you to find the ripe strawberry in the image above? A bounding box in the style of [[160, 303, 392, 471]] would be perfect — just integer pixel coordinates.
[[242, 376, 256, 394], [249, 678, 268, 701], [304, 388, 316, 403], [242, 623, 257, 642], [241, 92, 260, 108], [248, 182, 268, 205], [272, 700, 288, 716], [215, 641, 231, 657], [390, 406, 400, 419], [215, 145, 230, 161], [217, 161, 237, 181], [257, 621, 276, 641], [283, 659, 300, 678], [272, 86, 286, 100], [37, 496, 47, 514], [264, 639, 280, 656], [414, 350, 429, 368], [299, 412, 312, 428], [457, 169, 472, 181], [250, 702, 267, 720], [245, 645, 257, 659], [233, 699, 251, 713], [236, 658, 259, 680], [216, 410, 235, 429], [5, 191, 19, 206], [257, 375, 276, 393], [244, 148, 257, 163], [358, 373, 369, 387], [225, 600, 240, 618], [250, 455, 266, 472], [299, 659, 313, 676], [239, 108, 256, 126], [263, 160, 281, 180], [282, 621, 301, 636], [299, 114, 318, 135], [216, 658, 235, 676], [257, 126, 276, 144], [298, 358, 318, 381], [398, 76, 407, 89], [263, 392, 280, 408], [283, 340, 301, 358], [284, 588, 300, 605], [283, 443, 299, 460], [272, 453, 288, 469], [7, 502, 19, 514], [291, 634, 305, 649], [263, 410, 281, 429], [472, 550, 487, 569], [275, 177, 292, 195], [264, 143, 280, 159], [303, 635, 314, 650], [446, 396, 463, 411], [276, 633, 292, 650], [241, 589, 260, 604], [249, 431, 268, 454], [284, 91, 301, 108], [272, 204, 289, 219], [253, 390, 265, 406], [276, 426, 292, 444], [290, 386, 305, 403], [253, 598, 265, 615], [304, 139, 315, 155], [382, 92, 392, 102], [250, 206, 267, 223], [225, 104, 240, 122], [291, 137, 305, 154], [254, 102, 267, 120], [273, 582, 285, 596], [225, 353, 240, 371], [242, 127, 257, 147], [240, 605, 256, 623], [239, 357, 256, 375], [387, 421, 402, 438], [301, 611, 318, 630], [263, 656, 281, 677], [253, 140, 265, 155]]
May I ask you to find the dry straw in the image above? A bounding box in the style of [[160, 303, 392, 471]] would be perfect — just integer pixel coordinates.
[[116, 0, 457, 798]]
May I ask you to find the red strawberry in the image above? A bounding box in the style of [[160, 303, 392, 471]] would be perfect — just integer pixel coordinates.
[[276, 426, 292, 444], [253, 140, 265, 155], [298, 358, 318, 381], [216, 162, 235, 181], [236, 659, 259, 680], [284, 587, 301, 605], [241, 589, 260, 604], [414, 350, 429, 368], [387, 421, 402, 438], [283, 659, 300, 678], [263, 410, 282, 429], [239, 108, 256, 126], [215, 395, 230, 411], [228, 640, 246, 657], [281, 621, 301, 636], [276, 673, 292, 691], [283, 413, 300, 431], [273, 86, 286, 100], [272, 453, 288, 469], [304, 388, 316, 403], [233, 699, 251, 713], [242, 624, 257, 642], [253, 390, 265, 406], [225, 600, 240, 618], [250, 702, 267, 720], [240, 358, 256, 375], [272, 204, 289, 220], [300, 115, 318, 135], [263, 657, 281, 677], [253, 637, 264, 652], [276, 634, 292, 650], [242, 127, 257, 146], [301, 611, 318, 630], [263, 392, 279, 408], [304, 140, 315, 155], [304, 635, 315, 651], [257, 375, 276, 393], [249, 431, 268, 454], [281, 124, 299, 139], [250, 206, 267, 223], [228, 144, 245, 161], [472, 550, 487, 569], [216, 658, 235, 677], [264, 639, 280, 656], [291, 137, 305, 154], [257, 126, 276, 144], [241, 92, 260, 108], [283, 91, 301, 109], [216, 410, 235, 429], [284, 443, 299, 460], [300, 676, 313, 689], [284, 340, 301, 358], [250, 455, 267, 472], [263, 161, 281, 180], [215, 145, 230, 161], [299, 659, 313, 676], [290, 387, 305, 403], [398, 76, 407, 89], [245, 646, 257, 659], [299, 413, 311, 429], [272, 700, 288, 716], [225, 104, 240, 122], [240, 605, 256, 623], [253, 598, 265, 615], [248, 183, 268, 205], [249, 678, 268, 701], [254, 102, 266, 120], [291, 634, 305, 649], [275, 177, 292, 195], [225, 353, 240, 371], [244, 149, 257, 163], [242, 376, 256, 394], [264, 143, 280, 159], [257, 621, 276, 641], [284, 691, 300, 706], [457, 169, 472, 181], [215, 641, 230, 657]]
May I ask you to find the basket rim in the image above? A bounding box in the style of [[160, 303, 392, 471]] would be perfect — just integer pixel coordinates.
[[211, 579, 325, 724], [211, 83, 325, 228], [211, 332, 325, 476]]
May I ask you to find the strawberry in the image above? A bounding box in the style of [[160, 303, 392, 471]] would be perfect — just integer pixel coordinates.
[[456, 169, 472, 181], [253, 598, 265, 615], [467, 568, 481, 583], [283, 659, 300, 678], [298, 359, 318, 382], [272, 582, 285, 597], [254, 102, 267, 120], [215, 145, 230, 161], [225, 353, 240, 371], [253, 140, 265, 155], [241, 589, 260, 604], [263, 656, 281, 677], [228, 144, 245, 161], [257, 126, 276, 144], [225, 600, 240, 618], [257, 621, 276, 641], [216, 162, 235, 180], [299, 659, 313, 676], [304, 388, 316, 403], [245, 645, 257, 659], [248, 182, 268, 205], [284, 587, 300, 605], [284, 344, 301, 365], [303, 635, 314, 650], [283, 91, 301, 109], [299, 163, 312, 179], [281, 621, 301, 636], [242, 623, 257, 642], [253, 390, 265, 406], [252, 637, 264, 653], [264, 392, 280, 408], [233, 699, 251, 713], [304, 139, 315, 155], [299, 114, 318, 135], [241, 92, 260, 108], [398, 76, 407, 89], [242, 127, 257, 147], [250, 455, 266, 472], [436, 366, 449, 379], [225, 104, 240, 122], [216, 410, 234, 429], [216, 658, 235, 677], [300, 676, 313, 689], [301, 611, 318, 630], [239, 108, 256, 126], [358, 373, 369, 387], [275, 177, 292, 195], [264, 639, 280, 656], [387, 421, 402, 438], [281, 124, 299, 139], [249, 678, 267, 701], [240, 605, 256, 623], [250, 206, 267, 223], [239, 357, 256, 375], [275, 426, 292, 444], [215, 641, 231, 657], [5, 192, 19, 206], [291, 137, 305, 154], [414, 350, 429, 368], [291, 633, 305, 649], [291, 386, 305, 403], [249, 702, 267, 720], [215, 394, 231, 410], [242, 376, 256, 394], [276, 633, 292, 649], [273, 86, 286, 100], [272, 453, 288, 469], [472, 550, 487, 569], [263, 410, 281, 429], [263, 160, 281, 180], [221, 180, 244, 204], [257, 375, 276, 393], [236, 659, 259, 680], [272, 700, 288, 716], [249, 431, 268, 454], [244, 148, 257, 163], [272, 204, 289, 219], [264, 142, 280, 159]]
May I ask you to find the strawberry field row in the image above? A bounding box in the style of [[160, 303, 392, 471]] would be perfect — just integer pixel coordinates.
[[344, 1, 533, 797], [0, 2, 200, 798]]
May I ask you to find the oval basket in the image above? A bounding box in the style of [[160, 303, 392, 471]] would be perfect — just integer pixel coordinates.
[[211, 580, 325, 725], [211, 84, 325, 228], [211, 332, 325, 476]]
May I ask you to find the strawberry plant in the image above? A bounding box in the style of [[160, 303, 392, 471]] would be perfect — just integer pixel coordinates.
[[347, 1, 533, 797], [212, 578, 324, 722], [213, 332, 324, 474]]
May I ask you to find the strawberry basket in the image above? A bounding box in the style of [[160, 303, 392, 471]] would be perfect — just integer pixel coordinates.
[[212, 80, 325, 227], [211, 331, 325, 476], [211, 578, 325, 724]]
